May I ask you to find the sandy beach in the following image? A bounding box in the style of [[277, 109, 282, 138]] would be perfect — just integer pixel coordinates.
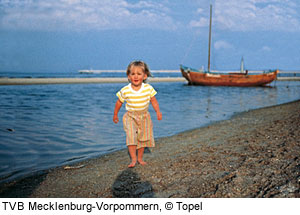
[[0, 77, 186, 85], [0, 77, 299, 85], [0, 100, 299, 198]]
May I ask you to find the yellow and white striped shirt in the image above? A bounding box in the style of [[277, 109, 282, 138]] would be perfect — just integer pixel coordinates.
[[116, 83, 157, 111]]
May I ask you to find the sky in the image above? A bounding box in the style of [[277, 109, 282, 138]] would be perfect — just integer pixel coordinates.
[[1, 0, 300, 73]]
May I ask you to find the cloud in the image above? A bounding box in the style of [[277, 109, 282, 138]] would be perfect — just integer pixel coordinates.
[[0, 0, 177, 31], [261, 46, 272, 51], [214, 40, 234, 50], [190, 0, 300, 32], [189, 17, 208, 28], [189, 7, 209, 28]]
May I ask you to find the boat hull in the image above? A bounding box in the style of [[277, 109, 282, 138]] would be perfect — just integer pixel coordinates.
[[180, 66, 278, 87]]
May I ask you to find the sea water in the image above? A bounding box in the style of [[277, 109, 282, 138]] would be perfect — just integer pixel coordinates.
[[0, 72, 300, 184]]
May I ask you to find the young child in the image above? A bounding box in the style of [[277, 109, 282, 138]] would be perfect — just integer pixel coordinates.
[[113, 60, 162, 168]]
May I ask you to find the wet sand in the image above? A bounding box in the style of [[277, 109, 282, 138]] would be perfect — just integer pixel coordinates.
[[0, 100, 299, 198]]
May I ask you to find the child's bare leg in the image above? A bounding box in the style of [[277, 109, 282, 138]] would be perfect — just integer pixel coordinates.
[[128, 145, 137, 168], [137, 147, 147, 165]]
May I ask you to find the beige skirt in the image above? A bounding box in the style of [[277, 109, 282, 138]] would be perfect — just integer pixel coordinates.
[[122, 109, 155, 149]]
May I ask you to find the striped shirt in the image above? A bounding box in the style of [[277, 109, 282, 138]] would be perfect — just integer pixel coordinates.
[[116, 83, 157, 111]]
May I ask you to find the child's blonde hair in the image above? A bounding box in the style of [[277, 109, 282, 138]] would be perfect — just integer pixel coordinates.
[[126, 61, 152, 82]]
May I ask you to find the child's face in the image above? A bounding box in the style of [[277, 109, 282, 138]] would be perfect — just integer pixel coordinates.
[[128, 66, 147, 88]]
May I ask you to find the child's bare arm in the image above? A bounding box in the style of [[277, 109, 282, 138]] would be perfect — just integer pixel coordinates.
[[113, 99, 123, 123], [150, 96, 162, 120]]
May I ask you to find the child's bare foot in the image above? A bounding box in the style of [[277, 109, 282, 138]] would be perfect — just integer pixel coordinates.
[[128, 160, 136, 168], [138, 160, 147, 166]]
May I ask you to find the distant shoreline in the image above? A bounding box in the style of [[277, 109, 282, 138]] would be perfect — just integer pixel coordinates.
[[0, 77, 186, 85], [79, 70, 181, 73], [0, 76, 300, 85]]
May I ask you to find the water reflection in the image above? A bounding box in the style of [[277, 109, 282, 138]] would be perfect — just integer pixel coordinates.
[[0, 81, 299, 183]]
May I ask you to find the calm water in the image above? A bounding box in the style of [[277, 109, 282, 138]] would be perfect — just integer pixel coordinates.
[[0, 77, 299, 184]]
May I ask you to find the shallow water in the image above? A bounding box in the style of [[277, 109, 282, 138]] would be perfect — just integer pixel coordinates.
[[0, 80, 299, 183]]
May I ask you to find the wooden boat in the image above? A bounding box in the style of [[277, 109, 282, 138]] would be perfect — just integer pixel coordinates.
[[181, 5, 278, 87], [180, 65, 278, 87]]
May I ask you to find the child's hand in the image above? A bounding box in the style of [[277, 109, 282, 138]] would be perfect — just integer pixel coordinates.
[[113, 99, 123, 124], [156, 111, 162, 120], [113, 115, 119, 124]]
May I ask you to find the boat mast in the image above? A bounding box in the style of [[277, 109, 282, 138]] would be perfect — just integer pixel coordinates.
[[208, 4, 212, 73], [240, 57, 244, 73]]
